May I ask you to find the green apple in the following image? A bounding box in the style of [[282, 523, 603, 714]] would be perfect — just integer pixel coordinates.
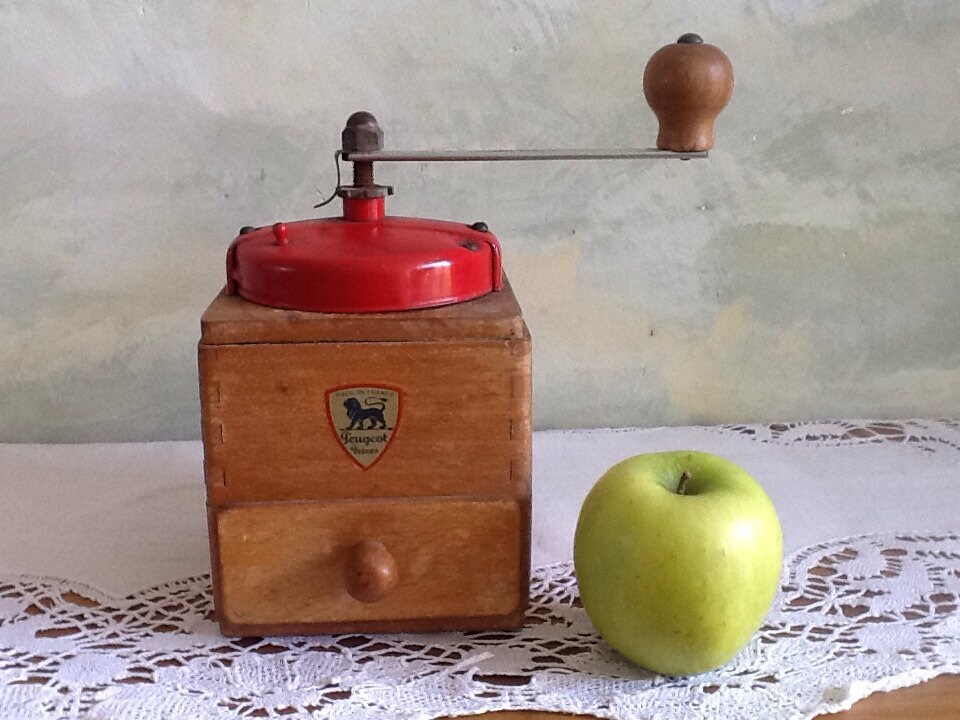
[[574, 450, 782, 676]]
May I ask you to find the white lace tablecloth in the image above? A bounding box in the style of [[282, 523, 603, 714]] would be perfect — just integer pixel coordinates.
[[1, 420, 959, 719]]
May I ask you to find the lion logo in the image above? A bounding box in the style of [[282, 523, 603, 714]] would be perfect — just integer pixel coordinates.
[[325, 385, 401, 469], [343, 397, 388, 430]]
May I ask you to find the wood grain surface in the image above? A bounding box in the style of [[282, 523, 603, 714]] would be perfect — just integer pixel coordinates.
[[200, 334, 531, 504], [199, 279, 532, 635], [200, 279, 526, 345], [214, 497, 525, 634]]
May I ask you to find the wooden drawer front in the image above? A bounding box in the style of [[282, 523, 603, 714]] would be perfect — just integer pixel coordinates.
[[200, 336, 531, 504], [215, 497, 524, 630]]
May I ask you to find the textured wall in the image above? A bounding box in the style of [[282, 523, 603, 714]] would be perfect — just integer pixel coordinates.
[[1, 1, 958, 442]]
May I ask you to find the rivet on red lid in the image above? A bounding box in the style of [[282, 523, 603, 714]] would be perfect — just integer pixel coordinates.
[[272, 222, 288, 245]]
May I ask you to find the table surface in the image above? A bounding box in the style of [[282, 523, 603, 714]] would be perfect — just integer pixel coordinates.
[[458, 674, 960, 719], [1, 419, 958, 719]]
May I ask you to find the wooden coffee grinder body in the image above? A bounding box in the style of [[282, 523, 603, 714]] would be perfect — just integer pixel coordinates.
[[199, 281, 531, 636]]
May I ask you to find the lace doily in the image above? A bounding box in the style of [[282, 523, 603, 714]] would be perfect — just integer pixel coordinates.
[[1, 531, 958, 720], [713, 418, 960, 453]]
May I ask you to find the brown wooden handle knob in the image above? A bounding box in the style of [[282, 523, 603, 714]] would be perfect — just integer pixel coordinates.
[[643, 34, 734, 152], [344, 540, 398, 603]]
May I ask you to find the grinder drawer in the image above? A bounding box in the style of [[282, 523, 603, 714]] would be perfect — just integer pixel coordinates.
[[213, 497, 526, 634]]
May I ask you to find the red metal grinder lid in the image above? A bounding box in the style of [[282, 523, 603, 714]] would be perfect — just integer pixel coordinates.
[[225, 197, 503, 313]]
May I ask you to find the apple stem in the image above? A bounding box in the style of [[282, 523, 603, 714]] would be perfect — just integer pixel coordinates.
[[677, 470, 691, 495]]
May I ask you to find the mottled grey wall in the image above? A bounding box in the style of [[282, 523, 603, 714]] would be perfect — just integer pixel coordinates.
[[2, 1, 958, 442]]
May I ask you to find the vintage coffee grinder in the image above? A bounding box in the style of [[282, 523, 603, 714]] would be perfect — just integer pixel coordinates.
[[199, 35, 733, 636]]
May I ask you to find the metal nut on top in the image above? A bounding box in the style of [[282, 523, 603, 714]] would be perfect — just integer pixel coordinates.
[[342, 111, 384, 154]]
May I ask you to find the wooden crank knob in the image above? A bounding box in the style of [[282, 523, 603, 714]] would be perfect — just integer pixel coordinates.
[[643, 33, 734, 152], [345, 540, 398, 603]]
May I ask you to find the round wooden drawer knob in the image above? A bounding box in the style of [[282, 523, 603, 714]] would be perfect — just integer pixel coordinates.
[[345, 540, 398, 603], [643, 33, 734, 152]]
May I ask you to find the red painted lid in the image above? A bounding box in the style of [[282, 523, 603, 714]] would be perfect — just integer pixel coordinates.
[[225, 197, 503, 313]]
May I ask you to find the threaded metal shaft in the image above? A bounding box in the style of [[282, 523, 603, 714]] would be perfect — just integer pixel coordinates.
[[353, 161, 374, 187]]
